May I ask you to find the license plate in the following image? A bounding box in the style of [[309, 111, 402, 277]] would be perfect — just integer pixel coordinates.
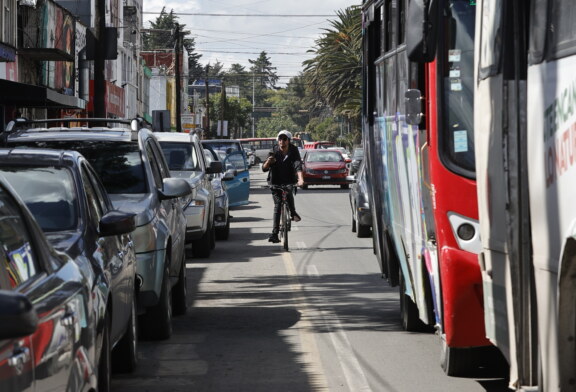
[[322, 176, 331, 179]]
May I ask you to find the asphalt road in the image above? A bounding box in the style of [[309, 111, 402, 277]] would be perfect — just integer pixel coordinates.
[[112, 167, 510, 392]]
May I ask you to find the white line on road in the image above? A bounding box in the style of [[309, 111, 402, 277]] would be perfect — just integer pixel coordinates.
[[306, 265, 319, 278], [283, 253, 373, 392], [296, 241, 307, 250]]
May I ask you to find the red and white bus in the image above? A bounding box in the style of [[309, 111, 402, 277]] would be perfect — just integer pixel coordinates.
[[363, 0, 494, 375]]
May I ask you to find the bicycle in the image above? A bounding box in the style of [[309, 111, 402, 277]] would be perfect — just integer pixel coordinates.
[[270, 184, 296, 251]]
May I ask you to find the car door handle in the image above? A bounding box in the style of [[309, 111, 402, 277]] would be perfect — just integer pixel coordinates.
[[8, 347, 31, 367]]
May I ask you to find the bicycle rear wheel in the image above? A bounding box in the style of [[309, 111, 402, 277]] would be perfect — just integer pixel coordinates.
[[282, 204, 289, 251]]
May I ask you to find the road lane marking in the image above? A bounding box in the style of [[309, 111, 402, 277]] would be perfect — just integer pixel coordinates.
[[296, 241, 307, 250], [283, 253, 372, 392], [307, 265, 319, 278], [282, 252, 329, 391]]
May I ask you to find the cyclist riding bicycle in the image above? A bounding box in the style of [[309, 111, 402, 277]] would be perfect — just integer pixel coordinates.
[[262, 130, 304, 243]]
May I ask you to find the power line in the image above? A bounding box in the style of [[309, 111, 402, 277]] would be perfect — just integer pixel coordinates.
[[142, 11, 335, 17], [196, 49, 314, 55]]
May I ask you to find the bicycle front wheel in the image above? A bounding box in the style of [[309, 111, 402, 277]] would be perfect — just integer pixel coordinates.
[[282, 204, 289, 251]]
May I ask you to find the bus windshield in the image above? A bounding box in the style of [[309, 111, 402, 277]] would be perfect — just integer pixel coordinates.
[[440, 0, 476, 175]]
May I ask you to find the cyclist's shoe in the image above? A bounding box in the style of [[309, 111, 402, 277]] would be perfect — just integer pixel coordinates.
[[291, 213, 301, 222], [268, 233, 281, 243]]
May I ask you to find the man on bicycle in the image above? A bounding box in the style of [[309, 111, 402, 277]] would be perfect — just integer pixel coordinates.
[[262, 130, 304, 243]]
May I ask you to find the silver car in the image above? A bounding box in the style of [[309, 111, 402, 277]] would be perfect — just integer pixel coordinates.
[[2, 118, 192, 340], [155, 132, 223, 257]]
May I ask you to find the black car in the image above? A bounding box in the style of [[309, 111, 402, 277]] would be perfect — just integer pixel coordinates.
[[349, 147, 364, 176], [347, 160, 372, 237], [2, 118, 192, 340], [0, 148, 140, 379], [0, 175, 113, 391]]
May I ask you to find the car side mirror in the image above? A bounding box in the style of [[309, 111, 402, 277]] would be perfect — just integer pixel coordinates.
[[346, 175, 357, 183], [0, 290, 38, 339], [99, 210, 136, 236], [206, 161, 223, 174], [159, 178, 192, 200]]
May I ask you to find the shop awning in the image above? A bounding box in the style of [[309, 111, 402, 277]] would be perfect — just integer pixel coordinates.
[[0, 79, 86, 109]]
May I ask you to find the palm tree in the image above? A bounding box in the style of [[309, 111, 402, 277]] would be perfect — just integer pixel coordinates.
[[303, 6, 362, 121]]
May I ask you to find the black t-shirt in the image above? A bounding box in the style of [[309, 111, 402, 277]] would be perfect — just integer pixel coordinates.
[[263, 144, 302, 185]]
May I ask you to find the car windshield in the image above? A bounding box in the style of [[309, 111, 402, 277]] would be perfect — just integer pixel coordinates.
[[306, 152, 343, 162], [203, 142, 241, 154], [13, 141, 146, 194], [0, 166, 78, 231], [159, 141, 199, 171]]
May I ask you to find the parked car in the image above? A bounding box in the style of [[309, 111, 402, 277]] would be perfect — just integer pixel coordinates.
[[202, 139, 250, 207], [155, 132, 223, 257], [349, 147, 364, 176], [0, 147, 140, 377], [347, 160, 372, 237], [0, 175, 106, 391], [2, 118, 192, 339], [332, 146, 352, 163], [203, 146, 236, 240], [301, 149, 350, 189]]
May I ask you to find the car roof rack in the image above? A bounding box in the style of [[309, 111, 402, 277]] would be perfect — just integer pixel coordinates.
[[5, 117, 150, 134]]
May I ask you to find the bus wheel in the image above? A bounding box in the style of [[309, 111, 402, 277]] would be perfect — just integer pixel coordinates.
[[399, 272, 424, 332]]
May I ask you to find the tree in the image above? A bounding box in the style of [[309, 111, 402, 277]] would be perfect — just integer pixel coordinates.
[[303, 6, 362, 127], [142, 8, 204, 83], [224, 63, 251, 100], [255, 115, 299, 138], [248, 51, 278, 88], [207, 96, 253, 139]]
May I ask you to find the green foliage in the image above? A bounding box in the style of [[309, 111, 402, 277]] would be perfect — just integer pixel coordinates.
[[255, 115, 299, 138], [142, 7, 203, 83], [303, 6, 362, 122], [305, 117, 340, 142], [207, 96, 253, 139]]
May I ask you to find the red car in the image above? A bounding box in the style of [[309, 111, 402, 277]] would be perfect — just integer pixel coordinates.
[[302, 149, 349, 189]]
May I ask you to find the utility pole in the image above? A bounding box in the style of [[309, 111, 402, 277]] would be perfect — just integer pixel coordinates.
[[205, 65, 210, 137], [220, 80, 226, 137], [94, 0, 106, 117], [251, 71, 255, 138], [174, 23, 182, 132]]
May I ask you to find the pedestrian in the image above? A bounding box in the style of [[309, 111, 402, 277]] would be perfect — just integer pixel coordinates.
[[262, 130, 304, 243]]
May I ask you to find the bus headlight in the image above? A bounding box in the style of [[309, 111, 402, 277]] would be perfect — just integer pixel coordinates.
[[448, 212, 481, 254]]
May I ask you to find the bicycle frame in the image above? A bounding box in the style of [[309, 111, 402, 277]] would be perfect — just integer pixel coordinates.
[[271, 184, 294, 251]]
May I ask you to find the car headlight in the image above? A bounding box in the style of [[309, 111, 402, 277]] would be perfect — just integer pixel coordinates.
[[132, 222, 157, 253], [306, 168, 314, 174], [338, 168, 348, 174]]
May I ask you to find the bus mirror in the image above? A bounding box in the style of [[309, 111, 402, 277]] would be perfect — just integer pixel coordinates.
[[406, 0, 439, 63], [405, 89, 423, 125]]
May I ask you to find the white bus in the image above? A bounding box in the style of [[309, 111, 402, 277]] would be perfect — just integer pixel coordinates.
[[474, 1, 576, 390]]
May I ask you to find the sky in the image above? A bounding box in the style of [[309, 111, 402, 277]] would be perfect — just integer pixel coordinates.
[[142, 0, 359, 86]]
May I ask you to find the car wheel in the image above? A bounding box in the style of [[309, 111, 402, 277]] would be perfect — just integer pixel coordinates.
[[112, 293, 138, 373], [210, 221, 216, 250], [172, 254, 187, 316], [192, 224, 212, 258], [351, 215, 357, 233], [98, 312, 111, 392], [215, 213, 230, 240], [140, 266, 172, 340], [357, 223, 371, 238]]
